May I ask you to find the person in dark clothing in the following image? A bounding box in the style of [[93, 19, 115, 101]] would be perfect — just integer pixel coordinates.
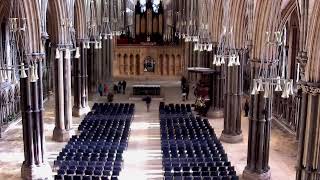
[[181, 76, 187, 89], [143, 96, 152, 112], [182, 86, 187, 101], [185, 82, 190, 100], [244, 99, 250, 117], [107, 93, 114, 102], [113, 84, 118, 94], [122, 80, 127, 94], [98, 83, 103, 96], [118, 81, 122, 94]]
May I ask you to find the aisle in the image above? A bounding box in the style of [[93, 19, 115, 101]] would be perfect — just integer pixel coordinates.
[[120, 102, 163, 180]]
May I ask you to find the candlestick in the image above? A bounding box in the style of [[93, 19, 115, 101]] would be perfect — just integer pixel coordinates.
[[296, 63, 300, 82]]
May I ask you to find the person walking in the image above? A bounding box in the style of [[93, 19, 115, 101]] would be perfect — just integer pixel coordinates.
[[143, 95, 152, 112], [104, 83, 109, 96], [181, 76, 187, 89], [98, 83, 103, 97], [244, 99, 250, 117], [182, 86, 187, 101], [118, 81, 122, 94], [113, 83, 118, 94], [107, 92, 114, 102], [122, 80, 127, 94], [185, 82, 190, 100]]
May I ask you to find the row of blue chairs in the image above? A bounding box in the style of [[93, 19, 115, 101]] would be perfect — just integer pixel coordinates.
[[159, 102, 192, 115], [54, 103, 135, 180], [91, 103, 134, 115], [159, 103, 239, 180]]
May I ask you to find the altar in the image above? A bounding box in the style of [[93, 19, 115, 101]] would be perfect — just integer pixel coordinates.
[[132, 85, 161, 96]]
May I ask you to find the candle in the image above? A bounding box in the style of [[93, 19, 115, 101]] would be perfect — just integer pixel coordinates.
[[296, 63, 300, 82]]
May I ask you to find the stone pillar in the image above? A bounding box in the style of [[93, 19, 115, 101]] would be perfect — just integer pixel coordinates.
[[108, 39, 113, 81], [208, 45, 224, 118], [88, 44, 95, 94], [243, 59, 271, 180], [21, 55, 51, 179], [294, 52, 320, 180], [73, 42, 90, 117], [220, 51, 244, 143], [95, 44, 102, 86], [53, 47, 75, 142]]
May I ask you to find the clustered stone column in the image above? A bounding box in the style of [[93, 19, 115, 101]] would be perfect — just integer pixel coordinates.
[[21, 54, 51, 179], [53, 46, 74, 142], [295, 52, 320, 180], [102, 38, 113, 82], [72, 41, 90, 117], [243, 59, 271, 180], [220, 50, 244, 143], [208, 45, 224, 118], [87, 37, 113, 96], [87, 43, 99, 94]]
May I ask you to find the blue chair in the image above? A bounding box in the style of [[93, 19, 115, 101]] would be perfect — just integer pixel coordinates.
[[54, 175, 63, 180]]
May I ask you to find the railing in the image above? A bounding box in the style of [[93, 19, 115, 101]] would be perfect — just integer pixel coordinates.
[[0, 82, 20, 137], [273, 93, 301, 139]]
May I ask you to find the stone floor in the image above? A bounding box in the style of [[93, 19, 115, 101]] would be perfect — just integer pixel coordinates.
[[0, 81, 297, 180]]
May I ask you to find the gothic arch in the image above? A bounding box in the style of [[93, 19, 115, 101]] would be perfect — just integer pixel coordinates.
[[280, 0, 300, 28], [305, 0, 320, 82], [0, 0, 42, 52], [210, 0, 223, 43], [251, 0, 278, 60], [75, 0, 86, 40], [230, 0, 247, 49], [47, 0, 68, 44]]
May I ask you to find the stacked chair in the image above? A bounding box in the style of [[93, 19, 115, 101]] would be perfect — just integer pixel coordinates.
[[159, 103, 239, 180], [54, 103, 135, 180]]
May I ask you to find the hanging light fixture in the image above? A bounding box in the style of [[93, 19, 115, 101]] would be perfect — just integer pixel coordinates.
[[213, 0, 240, 67], [0, 0, 30, 82], [74, 47, 81, 59], [251, 80, 259, 95], [85, 0, 102, 50], [275, 76, 282, 91], [0, 70, 5, 83], [250, 0, 294, 99], [12, 69, 18, 84], [20, 63, 28, 79], [257, 79, 264, 92], [55, 49, 61, 59], [30, 65, 37, 83], [34, 63, 39, 80], [56, 0, 81, 61]]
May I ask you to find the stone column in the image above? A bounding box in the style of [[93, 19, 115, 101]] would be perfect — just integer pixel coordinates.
[[243, 59, 271, 180], [73, 42, 90, 117], [53, 47, 75, 142], [220, 51, 244, 143], [21, 55, 51, 179], [95, 44, 102, 86], [88, 44, 95, 94], [208, 45, 224, 118], [295, 52, 320, 180]]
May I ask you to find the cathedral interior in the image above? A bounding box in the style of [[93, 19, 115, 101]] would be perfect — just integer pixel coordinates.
[[0, 0, 319, 180]]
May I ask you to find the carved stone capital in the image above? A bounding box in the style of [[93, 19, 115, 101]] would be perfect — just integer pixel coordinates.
[[297, 82, 320, 96], [296, 51, 308, 69]]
